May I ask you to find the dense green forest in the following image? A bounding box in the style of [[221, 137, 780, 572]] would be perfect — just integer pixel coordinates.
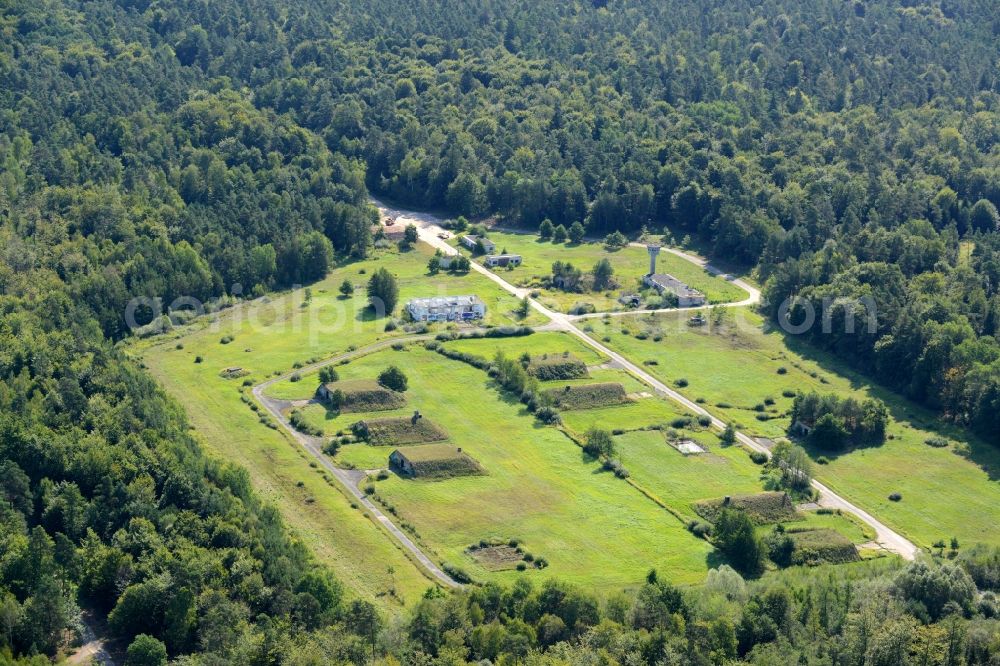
[[2, 0, 1000, 662]]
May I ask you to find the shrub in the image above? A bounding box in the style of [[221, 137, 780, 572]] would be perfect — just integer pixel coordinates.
[[697, 415, 712, 427], [777, 367, 788, 374], [290, 371, 302, 383], [516, 562, 527, 571], [816, 456, 830, 465], [318, 366, 339, 383], [670, 416, 693, 429], [535, 406, 561, 424], [378, 366, 408, 392], [925, 436, 949, 448], [675, 378, 689, 387], [383, 319, 398, 332], [443, 564, 473, 584], [782, 389, 796, 398], [889, 492, 902, 501], [749, 450, 768, 465], [194, 356, 203, 363], [220, 335, 234, 344], [688, 521, 713, 538]]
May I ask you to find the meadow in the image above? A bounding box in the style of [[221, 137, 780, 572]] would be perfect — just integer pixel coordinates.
[[453, 230, 747, 312], [314, 344, 722, 589], [130, 242, 544, 607], [596, 307, 1000, 550]]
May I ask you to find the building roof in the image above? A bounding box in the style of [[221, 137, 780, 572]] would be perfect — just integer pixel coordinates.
[[407, 295, 485, 308], [485, 254, 521, 260], [462, 234, 495, 246], [647, 273, 704, 299]]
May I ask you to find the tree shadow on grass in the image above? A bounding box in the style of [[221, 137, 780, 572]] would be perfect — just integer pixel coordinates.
[[777, 330, 1000, 481]]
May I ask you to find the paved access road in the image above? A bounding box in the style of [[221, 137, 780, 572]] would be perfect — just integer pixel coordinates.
[[374, 199, 918, 561], [252, 336, 464, 589]]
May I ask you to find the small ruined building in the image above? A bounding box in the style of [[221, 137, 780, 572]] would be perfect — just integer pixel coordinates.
[[406, 295, 486, 322], [460, 234, 496, 253], [643, 244, 706, 307], [484, 254, 522, 268]]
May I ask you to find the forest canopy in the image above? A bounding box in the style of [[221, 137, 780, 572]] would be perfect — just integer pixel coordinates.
[[2, 0, 1000, 662]]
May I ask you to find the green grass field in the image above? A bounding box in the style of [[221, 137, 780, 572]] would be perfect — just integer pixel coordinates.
[[454, 230, 747, 312], [597, 308, 1000, 550], [316, 345, 720, 589], [129, 242, 549, 608]]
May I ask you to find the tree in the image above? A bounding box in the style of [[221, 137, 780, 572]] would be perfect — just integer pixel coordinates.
[[427, 255, 441, 274], [126, 635, 167, 666], [378, 366, 408, 392], [720, 422, 737, 445], [552, 224, 568, 243], [583, 428, 616, 458], [896, 560, 975, 620], [367, 267, 399, 316], [714, 509, 765, 576], [344, 600, 383, 658], [339, 279, 355, 297], [592, 258, 614, 290], [319, 366, 339, 383], [402, 224, 419, 247], [450, 255, 471, 272], [970, 199, 999, 233], [604, 231, 628, 249], [568, 221, 586, 243], [770, 441, 812, 491], [539, 219, 554, 239]]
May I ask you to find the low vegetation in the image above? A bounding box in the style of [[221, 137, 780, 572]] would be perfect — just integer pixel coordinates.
[[351, 416, 448, 446], [694, 492, 800, 525], [526, 353, 590, 381], [542, 382, 632, 410], [321, 379, 407, 413]]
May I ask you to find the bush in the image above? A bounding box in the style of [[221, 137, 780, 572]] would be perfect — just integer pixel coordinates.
[[749, 450, 768, 465], [675, 378, 689, 387], [290, 371, 302, 382], [889, 492, 902, 502], [816, 455, 830, 465], [688, 521, 713, 538], [194, 355, 203, 363], [925, 436, 949, 448], [318, 366, 339, 383], [220, 335, 234, 344], [443, 563, 473, 584], [782, 389, 796, 398], [777, 367, 788, 375], [535, 406, 561, 424], [697, 415, 712, 427], [378, 366, 408, 392]]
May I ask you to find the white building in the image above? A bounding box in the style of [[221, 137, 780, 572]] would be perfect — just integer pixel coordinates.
[[484, 254, 522, 268], [460, 235, 496, 253], [407, 295, 486, 322], [643, 273, 707, 307], [643, 243, 706, 307]]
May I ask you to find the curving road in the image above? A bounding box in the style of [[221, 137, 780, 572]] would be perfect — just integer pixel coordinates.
[[374, 199, 918, 561]]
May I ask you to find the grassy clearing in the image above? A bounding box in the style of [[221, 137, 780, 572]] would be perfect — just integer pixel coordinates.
[[136, 351, 433, 611], [440, 331, 607, 366], [597, 308, 1000, 550], [454, 229, 746, 312], [613, 430, 764, 522], [129, 242, 548, 607], [322, 345, 716, 589]]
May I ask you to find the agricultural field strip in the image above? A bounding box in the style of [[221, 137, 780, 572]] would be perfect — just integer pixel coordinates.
[[251, 335, 464, 588], [376, 198, 919, 561]]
